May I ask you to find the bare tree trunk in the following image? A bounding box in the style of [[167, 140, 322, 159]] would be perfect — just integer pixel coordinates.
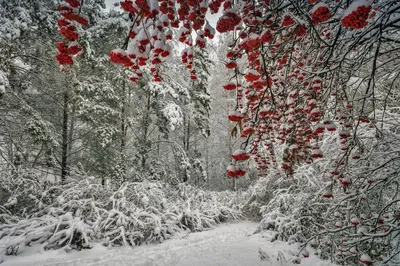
[[120, 80, 127, 183], [61, 89, 69, 183], [67, 97, 76, 162], [206, 142, 209, 187], [141, 91, 151, 170], [186, 116, 190, 151], [157, 135, 160, 156], [182, 106, 187, 151]]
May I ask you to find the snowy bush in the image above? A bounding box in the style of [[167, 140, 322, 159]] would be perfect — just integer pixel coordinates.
[[0, 169, 46, 222], [0, 171, 242, 256], [251, 164, 327, 244], [247, 111, 400, 265]]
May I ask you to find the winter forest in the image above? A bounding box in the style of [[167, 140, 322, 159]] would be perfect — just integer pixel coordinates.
[[0, 0, 399, 265]]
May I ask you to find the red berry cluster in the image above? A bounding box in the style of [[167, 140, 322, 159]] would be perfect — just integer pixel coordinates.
[[159, 0, 179, 26], [241, 126, 254, 136], [56, 53, 74, 65], [239, 33, 262, 52], [59, 5, 88, 26], [244, 70, 261, 82], [311, 147, 323, 158], [341, 4, 372, 29], [312, 5, 331, 25], [261, 30, 273, 43], [228, 111, 244, 122], [61, 13, 88, 26], [225, 61, 238, 69], [209, 0, 224, 14], [232, 149, 250, 161], [59, 25, 79, 41], [66, 0, 80, 8], [120, 0, 137, 13], [245, 90, 259, 102], [252, 79, 271, 91], [223, 0, 233, 10], [180, 48, 197, 80], [281, 15, 295, 27], [223, 83, 236, 91], [56, 1, 87, 66], [121, 0, 152, 17], [57, 41, 82, 56], [295, 25, 308, 37], [111, 0, 217, 82], [226, 165, 246, 178], [110, 49, 131, 65], [216, 11, 241, 33]]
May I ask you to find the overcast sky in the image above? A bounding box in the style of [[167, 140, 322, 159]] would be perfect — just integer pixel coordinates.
[[105, 0, 118, 9]]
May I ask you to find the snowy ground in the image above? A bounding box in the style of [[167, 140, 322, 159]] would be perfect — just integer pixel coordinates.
[[1, 222, 335, 266]]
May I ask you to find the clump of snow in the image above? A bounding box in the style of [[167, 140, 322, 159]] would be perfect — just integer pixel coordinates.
[[162, 102, 183, 131], [0, 7, 32, 40], [0, 71, 9, 87], [11, 58, 31, 71], [311, 3, 329, 13], [342, 0, 371, 17], [0, 71, 9, 95]]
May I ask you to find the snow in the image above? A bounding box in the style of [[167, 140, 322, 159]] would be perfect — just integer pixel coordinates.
[[1, 222, 336, 266], [0, 71, 9, 87], [342, 0, 371, 17], [311, 3, 328, 13], [162, 102, 183, 131], [360, 253, 372, 263]]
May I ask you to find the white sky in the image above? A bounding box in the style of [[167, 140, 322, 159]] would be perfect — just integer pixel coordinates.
[[105, 0, 118, 9]]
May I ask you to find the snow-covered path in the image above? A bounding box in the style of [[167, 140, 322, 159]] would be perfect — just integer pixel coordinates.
[[1, 222, 334, 266]]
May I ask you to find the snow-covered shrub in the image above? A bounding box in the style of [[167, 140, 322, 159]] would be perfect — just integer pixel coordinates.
[[0, 169, 46, 222], [243, 175, 280, 221], [252, 163, 328, 244], [0, 172, 242, 256], [174, 183, 243, 231], [249, 111, 400, 265], [307, 111, 400, 265]]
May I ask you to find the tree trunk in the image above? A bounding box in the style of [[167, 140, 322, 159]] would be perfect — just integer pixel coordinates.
[[120, 80, 127, 183], [206, 142, 209, 187], [61, 89, 69, 183], [67, 97, 76, 163], [182, 105, 187, 151], [157, 135, 160, 157], [141, 91, 151, 171], [186, 115, 190, 151]]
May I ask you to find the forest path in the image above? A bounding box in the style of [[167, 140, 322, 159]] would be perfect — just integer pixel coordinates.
[[1, 221, 334, 266]]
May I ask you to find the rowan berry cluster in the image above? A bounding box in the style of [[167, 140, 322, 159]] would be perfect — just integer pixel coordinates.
[[342, 4, 372, 29]]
